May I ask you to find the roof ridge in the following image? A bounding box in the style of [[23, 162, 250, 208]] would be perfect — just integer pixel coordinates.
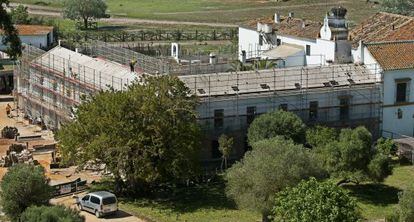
[[377, 12, 414, 20], [365, 40, 414, 45]]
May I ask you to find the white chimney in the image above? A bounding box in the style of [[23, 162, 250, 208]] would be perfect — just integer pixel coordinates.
[[75, 48, 78, 53], [58, 40, 61, 46], [257, 22, 263, 32], [288, 12, 294, 18], [274, 13, 281, 24]]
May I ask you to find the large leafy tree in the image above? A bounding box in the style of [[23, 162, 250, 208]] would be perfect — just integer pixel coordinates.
[[225, 137, 325, 222], [272, 178, 361, 222], [247, 110, 306, 144], [306, 125, 338, 148], [0, 164, 52, 221], [57, 76, 201, 194], [63, 0, 108, 29], [10, 4, 30, 24], [382, 0, 414, 16], [20, 205, 85, 222], [0, 0, 22, 58], [314, 126, 392, 185]]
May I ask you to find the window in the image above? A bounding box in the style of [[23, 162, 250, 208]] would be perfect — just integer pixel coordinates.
[[306, 45, 311, 56], [259, 35, 263, 46], [309, 101, 318, 120], [103, 197, 117, 205], [246, 106, 256, 125], [214, 109, 224, 128], [396, 80, 410, 103], [90, 196, 100, 204], [82, 195, 90, 201], [339, 98, 349, 120], [279, 103, 288, 111], [211, 140, 221, 159], [397, 108, 403, 119]]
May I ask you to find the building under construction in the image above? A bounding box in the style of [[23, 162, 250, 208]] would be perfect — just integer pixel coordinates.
[[179, 64, 382, 161], [14, 42, 383, 163]]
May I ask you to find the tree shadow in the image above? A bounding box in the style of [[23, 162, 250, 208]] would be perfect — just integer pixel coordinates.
[[122, 180, 237, 214], [97, 26, 128, 31], [342, 183, 402, 206]]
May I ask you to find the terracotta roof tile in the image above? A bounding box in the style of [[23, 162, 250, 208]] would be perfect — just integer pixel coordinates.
[[350, 12, 414, 48], [245, 16, 322, 40], [366, 41, 414, 71], [0, 25, 53, 36]]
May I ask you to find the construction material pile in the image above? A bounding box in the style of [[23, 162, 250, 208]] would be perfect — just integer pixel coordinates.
[[1, 126, 19, 139], [0, 144, 35, 167]]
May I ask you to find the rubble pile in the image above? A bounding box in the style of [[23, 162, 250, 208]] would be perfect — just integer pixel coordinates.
[[0, 144, 35, 167], [1, 126, 18, 139]]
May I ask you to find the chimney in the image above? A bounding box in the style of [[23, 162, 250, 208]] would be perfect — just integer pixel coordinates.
[[75, 48, 78, 53], [302, 20, 306, 29], [274, 13, 281, 24], [58, 40, 61, 46], [257, 22, 263, 32], [288, 12, 294, 18]]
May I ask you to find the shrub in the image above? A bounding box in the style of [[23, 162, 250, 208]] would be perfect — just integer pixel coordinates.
[[20, 205, 84, 222]]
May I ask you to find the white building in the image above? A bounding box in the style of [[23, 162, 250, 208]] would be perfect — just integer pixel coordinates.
[[180, 64, 381, 160], [0, 25, 54, 51], [358, 41, 414, 138], [16, 44, 139, 129], [238, 7, 351, 68]]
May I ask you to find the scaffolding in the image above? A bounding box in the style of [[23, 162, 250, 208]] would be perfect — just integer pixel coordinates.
[[15, 44, 142, 129], [178, 63, 383, 161]]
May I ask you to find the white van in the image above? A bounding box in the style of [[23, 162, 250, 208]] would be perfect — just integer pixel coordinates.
[[77, 191, 118, 218]]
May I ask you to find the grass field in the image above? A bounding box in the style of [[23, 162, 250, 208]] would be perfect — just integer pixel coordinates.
[[113, 164, 414, 222], [344, 164, 414, 221], [11, 0, 381, 25]]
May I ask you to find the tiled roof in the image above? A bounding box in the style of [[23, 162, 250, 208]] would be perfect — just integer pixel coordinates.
[[349, 12, 414, 48], [245, 16, 322, 40], [0, 25, 53, 36], [366, 41, 414, 71]]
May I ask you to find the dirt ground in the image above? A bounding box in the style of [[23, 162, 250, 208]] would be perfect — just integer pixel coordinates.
[[51, 194, 144, 222]]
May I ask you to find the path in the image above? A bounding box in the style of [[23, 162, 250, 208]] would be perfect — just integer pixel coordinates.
[[51, 193, 145, 222]]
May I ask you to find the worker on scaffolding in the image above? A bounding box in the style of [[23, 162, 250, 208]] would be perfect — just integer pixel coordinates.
[[129, 58, 137, 72], [5, 103, 11, 118]]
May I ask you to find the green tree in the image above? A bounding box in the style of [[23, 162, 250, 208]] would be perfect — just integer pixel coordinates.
[[218, 134, 233, 170], [57, 76, 200, 194], [397, 187, 414, 222], [20, 205, 85, 222], [382, 0, 414, 16], [10, 4, 30, 24], [63, 0, 108, 29], [0, 164, 52, 221], [315, 126, 392, 184], [376, 137, 397, 156], [387, 187, 414, 222], [247, 110, 306, 144], [272, 178, 361, 222], [225, 137, 325, 222], [0, 0, 22, 58], [306, 125, 338, 148]]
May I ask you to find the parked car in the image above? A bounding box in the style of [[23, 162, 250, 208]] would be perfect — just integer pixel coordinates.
[[76, 191, 118, 218]]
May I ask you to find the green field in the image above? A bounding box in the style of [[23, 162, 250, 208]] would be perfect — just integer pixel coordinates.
[[113, 164, 414, 222], [344, 164, 414, 221], [11, 0, 381, 25]]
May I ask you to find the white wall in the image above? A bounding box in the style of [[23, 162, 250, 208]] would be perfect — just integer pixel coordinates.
[[382, 69, 414, 137], [0, 33, 52, 50], [238, 27, 273, 61]]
